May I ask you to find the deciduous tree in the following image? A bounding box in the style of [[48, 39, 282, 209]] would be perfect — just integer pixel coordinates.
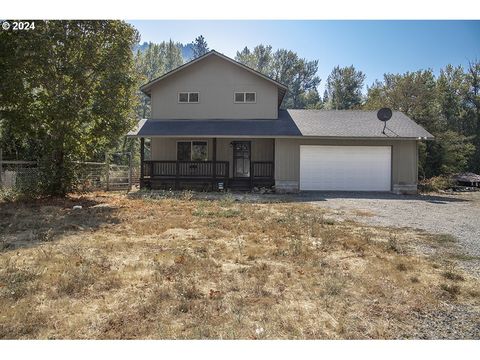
[[364, 68, 477, 177], [325, 65, 365, 110], [0, 20, 140, 195]]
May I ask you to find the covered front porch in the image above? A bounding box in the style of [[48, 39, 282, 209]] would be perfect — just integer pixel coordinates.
[[139, 137, 275, 191]]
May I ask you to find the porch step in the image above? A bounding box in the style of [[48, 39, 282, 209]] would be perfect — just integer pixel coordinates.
[[228, 179, 251, 191]]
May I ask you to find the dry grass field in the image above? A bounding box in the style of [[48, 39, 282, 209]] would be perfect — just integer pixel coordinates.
[[0, 191, 479, 339]]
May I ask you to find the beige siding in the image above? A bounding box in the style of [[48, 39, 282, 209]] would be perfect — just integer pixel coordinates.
[[215, 139, 234, 178], [252, 139, 274, 161], [151, 138, 214, 161], [150, 55, 278, 119], [151, 137, 274, 178], [275, 138, 419, 189], [392, 140, 418, 185]]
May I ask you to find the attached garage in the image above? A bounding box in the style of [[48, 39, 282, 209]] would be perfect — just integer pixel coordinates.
[[299, 145, 392, 191], [269, 110, 433, 194]]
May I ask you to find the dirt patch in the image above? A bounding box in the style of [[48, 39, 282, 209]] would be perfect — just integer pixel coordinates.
[[352, 209, 376, 217], [161, 228, 203, 241]]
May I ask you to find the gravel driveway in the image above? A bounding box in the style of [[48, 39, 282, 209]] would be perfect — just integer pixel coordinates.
[[293, 191, 480, 338], [205, 190, 480, 258], [294, 191, 480, 257]]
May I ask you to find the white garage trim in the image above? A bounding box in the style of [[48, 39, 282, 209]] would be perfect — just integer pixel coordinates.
[[299, 145, 392, 191]]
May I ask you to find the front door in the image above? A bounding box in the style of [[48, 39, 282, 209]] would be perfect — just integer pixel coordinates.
[[233, 141, 251, 178]]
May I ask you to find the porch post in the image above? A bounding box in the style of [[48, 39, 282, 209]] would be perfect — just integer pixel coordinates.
[[175, 161, 179, 190], [249, 141, 253, 190], [140, 137, 145, 187], [272, 138, 275, 182], [212, 138, 217, 190]]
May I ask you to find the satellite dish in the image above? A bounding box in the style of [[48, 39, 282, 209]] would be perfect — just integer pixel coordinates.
[[377, 108, 392, 134], [377, 107, 392, 122]]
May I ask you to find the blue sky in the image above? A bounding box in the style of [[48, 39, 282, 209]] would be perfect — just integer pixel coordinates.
[[127, 20, 480, 92]]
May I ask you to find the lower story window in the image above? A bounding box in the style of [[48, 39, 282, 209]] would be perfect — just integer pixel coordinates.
[[177, 141, 208, 161]]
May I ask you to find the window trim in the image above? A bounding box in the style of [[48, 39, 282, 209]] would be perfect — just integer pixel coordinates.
[[176, 140, 208, 161], [234, 91, 256, 104], [178, 92, 200, 104]]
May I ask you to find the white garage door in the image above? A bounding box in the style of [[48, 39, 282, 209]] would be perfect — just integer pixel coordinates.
[[300, 145, 391, 191]]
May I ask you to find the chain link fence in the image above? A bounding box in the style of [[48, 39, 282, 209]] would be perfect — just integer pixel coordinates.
[[0, 161, 40, 194], [0, 154, 139, 194]]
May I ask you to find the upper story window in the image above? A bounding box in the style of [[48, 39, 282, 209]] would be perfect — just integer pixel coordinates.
[[178, 92, 199, 103], [234, 92, 256, 103]]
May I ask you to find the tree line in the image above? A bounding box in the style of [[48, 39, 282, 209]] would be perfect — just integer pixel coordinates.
[[0, 21, 478, 195]]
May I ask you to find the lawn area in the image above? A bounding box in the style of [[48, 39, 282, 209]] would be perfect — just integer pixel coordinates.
[[0, 191, 479, 339]]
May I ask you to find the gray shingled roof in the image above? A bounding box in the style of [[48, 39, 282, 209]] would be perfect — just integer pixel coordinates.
[[128, 110, 434, 139], [286, 110, 433, 138]]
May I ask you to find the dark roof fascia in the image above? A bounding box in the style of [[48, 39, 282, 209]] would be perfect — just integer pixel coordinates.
[[127, 134, 431, 140]]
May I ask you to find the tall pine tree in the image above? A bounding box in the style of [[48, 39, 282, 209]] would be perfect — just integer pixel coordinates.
[[191, 35, 209, 59], [134, 40, 184, 118], [235, 45, 321, 109]]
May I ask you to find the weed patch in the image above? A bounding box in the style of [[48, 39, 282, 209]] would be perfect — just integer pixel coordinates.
[[0, 191, 478, 339]]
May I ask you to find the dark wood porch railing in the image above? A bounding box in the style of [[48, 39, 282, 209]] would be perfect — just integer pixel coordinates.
[[142, 160, 229, 179], [142, 160, 274, 184], [251, 161, 274, 179]]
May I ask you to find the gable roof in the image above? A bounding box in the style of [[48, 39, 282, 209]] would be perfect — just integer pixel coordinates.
[[128, 109, 434, 140], [139, 50, 288, 107]]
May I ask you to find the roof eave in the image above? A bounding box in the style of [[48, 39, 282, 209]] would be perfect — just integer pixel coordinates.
[[127, 134, 435, 139]]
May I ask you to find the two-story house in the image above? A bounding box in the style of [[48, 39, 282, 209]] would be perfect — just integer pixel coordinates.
[[128, 50, 433, 193]]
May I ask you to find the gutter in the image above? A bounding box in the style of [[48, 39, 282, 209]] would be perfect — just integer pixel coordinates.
[[126, 134, 434, 141]]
